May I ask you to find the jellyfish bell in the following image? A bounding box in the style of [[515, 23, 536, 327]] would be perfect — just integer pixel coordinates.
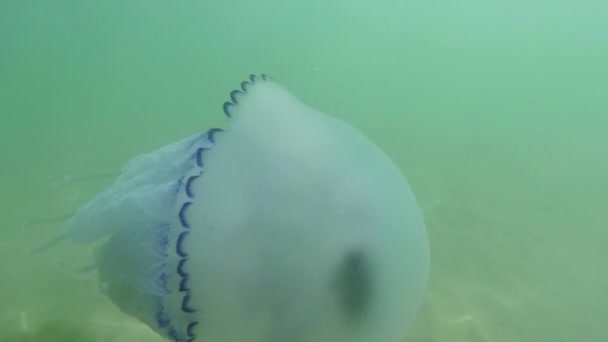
[[52, 74, 430, 342]]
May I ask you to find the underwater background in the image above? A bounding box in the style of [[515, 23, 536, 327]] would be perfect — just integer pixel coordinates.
[[1, 0, 606, 341]]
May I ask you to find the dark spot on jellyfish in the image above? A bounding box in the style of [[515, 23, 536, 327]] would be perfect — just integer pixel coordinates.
[[168, 328, 179, 341], [154, 299, 171, 328], [181, 293, 197, 313], [230, 89, 245, 104], [207, 128, 223, 144], [333, 248, 372, 320], [155, 271, 170, 295], [179, 276, 190, 292], [241, 80, 252, 92], [185, 175, 199, 198], [177, 258, 189, 277], [179, 202, 192, 229], [196, 148, 206, 168], [223, 101, 234, 117], [187, 321, 198, 338], [176, 231, 189, 257], [158, 225, 170, 256]]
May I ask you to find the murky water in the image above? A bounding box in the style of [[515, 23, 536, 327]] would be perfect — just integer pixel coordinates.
[[1, 0, 607, 341]]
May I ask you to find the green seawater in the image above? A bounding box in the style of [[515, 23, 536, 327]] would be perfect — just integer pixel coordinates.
[[1, 1, 606, 341]]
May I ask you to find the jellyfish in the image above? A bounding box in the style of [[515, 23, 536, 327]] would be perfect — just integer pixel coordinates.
[[41, 74, 430, 342]]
